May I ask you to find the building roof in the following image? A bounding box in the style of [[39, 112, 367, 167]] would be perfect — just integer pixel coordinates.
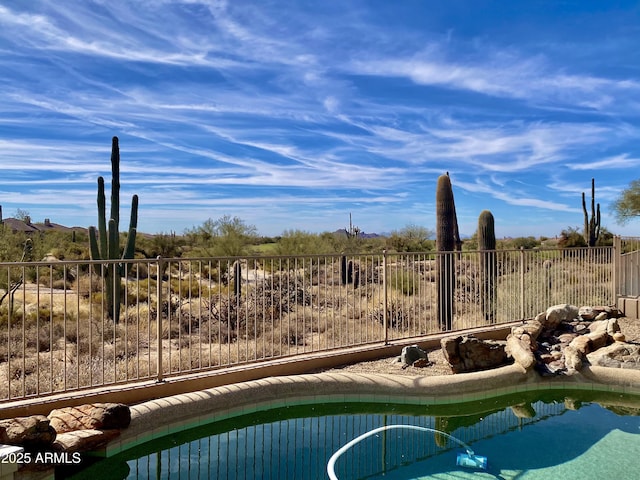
[[1, 218, 40, 233]]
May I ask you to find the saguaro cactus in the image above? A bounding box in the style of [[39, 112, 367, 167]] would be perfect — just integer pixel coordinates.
[[340, 255, 348, 285], [233, 260, 242, 299], [88, 136, 138, 322], [478, 210, 497, 323], [436, 174, 457, 330], [582, 178, 601, 247], [340, 255, 357, 288]]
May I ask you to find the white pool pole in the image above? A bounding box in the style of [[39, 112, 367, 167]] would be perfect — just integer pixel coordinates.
[[326, 424, 476, 480]]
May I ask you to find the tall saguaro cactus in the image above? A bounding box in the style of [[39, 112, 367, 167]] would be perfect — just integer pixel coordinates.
[[582, 178, 601, 247], [436, 174, 457, 330], [88, 136, 139, 322], [478, 210, 497, 323]]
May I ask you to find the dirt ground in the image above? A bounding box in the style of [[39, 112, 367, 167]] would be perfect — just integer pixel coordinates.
[[320, 316, 640, 377]]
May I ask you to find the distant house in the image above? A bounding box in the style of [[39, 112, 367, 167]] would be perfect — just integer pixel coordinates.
[[0, 216, 40, 234], [35, 218, 74, 233], [0, 205, 86, 235]]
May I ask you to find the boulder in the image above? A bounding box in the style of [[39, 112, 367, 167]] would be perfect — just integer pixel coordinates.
[[0, 415, 56, 449], [586, 342, 640, 369], [399, 345, 427, 367], [564, 345, 583, 373], [48, 403, 131, 434], [511, 320, 544, 344], [578, 306, 597, 320], [544, 304, 579, 329], [52, 429, 121, 453], [506, 334, 536, 371], [441, 335, 508, 373], [569, 335, 592, 355], [580, 305, 624, 320], [613, 332, 626, 342], [412, 357, 432, 368]]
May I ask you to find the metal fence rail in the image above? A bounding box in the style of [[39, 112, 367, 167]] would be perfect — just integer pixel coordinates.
[[0, 245, 621, 402], [618, 236, 640, 297]]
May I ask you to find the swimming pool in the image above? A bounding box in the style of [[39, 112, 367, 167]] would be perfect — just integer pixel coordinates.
[[67, 389, 640, 480]]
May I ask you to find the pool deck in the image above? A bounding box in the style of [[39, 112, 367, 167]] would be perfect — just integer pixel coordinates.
[[105, 362, 640, 458]]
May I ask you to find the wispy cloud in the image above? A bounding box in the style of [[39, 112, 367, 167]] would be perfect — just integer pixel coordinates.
[[348, 47, 640, 113], [1, 1, 639, 236], [456, 179, 576, 213], [566, 153, 640, 170]]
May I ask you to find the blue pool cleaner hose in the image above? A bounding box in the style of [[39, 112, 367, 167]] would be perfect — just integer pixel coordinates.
[[327, 424, 487, 480]]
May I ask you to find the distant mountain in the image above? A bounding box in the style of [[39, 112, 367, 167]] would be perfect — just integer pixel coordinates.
[[332, 228, 385, 239]]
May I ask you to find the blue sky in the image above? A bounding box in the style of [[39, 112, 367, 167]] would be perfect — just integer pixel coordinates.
[[1, 1, 640, 238]]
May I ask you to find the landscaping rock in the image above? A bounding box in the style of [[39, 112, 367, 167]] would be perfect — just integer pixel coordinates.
[[52, 429, 121, 453], [508, 307, 634, 376], [48, 403, 131, 434], [0, 415, 56, 449], [505, 333, 536, 372], [579, 306, 597, 320], [586, 342, 640, 369], [544, 304, 579, 329], [399, 345, 427, 368], [441, 335, 508, 373]]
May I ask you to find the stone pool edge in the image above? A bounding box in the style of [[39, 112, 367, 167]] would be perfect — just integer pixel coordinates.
[[102, 363, 640, 458]]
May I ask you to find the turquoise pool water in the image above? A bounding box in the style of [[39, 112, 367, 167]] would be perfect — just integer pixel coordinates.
[[67, 390, 640, 480]]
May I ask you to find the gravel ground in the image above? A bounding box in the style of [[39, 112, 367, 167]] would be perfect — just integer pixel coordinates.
[[320, 317, 640, 377]]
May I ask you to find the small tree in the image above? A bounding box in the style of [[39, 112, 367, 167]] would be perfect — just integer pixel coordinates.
[[612, 179, 640, 224], [386, 224, 434, 252], [558, 227, 587, 248], [185, 215, 258, 257]]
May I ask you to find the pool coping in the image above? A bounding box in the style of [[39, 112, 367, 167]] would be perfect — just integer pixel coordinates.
[[102, 362, 640, 458]]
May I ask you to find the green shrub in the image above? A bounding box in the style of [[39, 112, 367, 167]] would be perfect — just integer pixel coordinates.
[[389, 270, 416, 295]]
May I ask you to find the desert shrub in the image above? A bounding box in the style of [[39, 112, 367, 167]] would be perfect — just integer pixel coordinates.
[[349, 258, 383, 287], [124, 278, 154, 305], [280, 319, 308, 346], [251, 272, 311, 314], [369, 301, 409, 328], [389, 270, 416, 295], [170, 278, 202, 298], [558, 227, 587, 248], [75, 273, 104, 297], [25, 307, 52, 324]]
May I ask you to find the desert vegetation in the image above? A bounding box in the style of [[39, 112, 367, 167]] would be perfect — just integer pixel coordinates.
[[0, 138, 635, 403], [0, 243, 617, 401]]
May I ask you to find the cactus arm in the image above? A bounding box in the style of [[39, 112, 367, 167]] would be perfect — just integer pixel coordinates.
[[582, 191, 588, 242], [108, 219, 119, 261], [122, 194, 139, 262], [446, 172, 462, 251], [591, 179, 596, 222], [97, 176, 108, 259], [110, 136, 120, 227], [128, 194, 138, 232], [122, 228, 137, 261], [88, 226, 102, 275]]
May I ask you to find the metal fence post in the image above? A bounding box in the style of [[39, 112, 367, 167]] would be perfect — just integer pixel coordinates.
[[519, 247, 525, 320], [383, 249, 388, 344], [613, 236, 621, 301], [156, 255, 164, 383]]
